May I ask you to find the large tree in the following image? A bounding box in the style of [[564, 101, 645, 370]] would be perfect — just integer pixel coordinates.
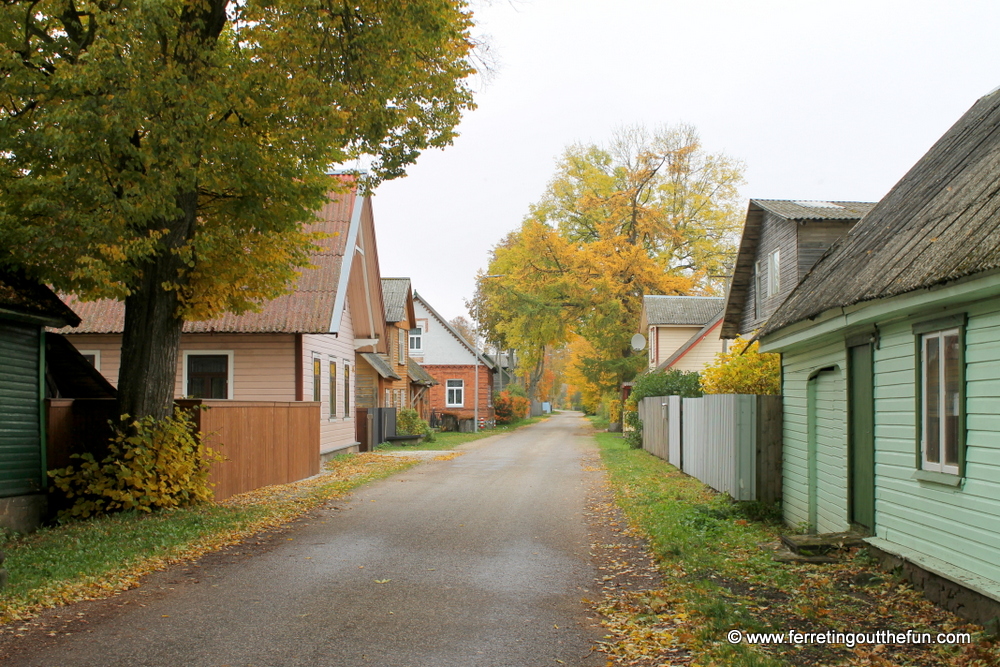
[[472, 124, 744, 401], [0, 0, 476, 420]]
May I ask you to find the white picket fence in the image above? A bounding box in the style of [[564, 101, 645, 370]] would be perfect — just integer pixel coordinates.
[[637, 394, 782, 502]]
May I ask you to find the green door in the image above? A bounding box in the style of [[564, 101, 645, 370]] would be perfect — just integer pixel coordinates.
[[848, 343, 875, 530], [0, 321, 43, 497]]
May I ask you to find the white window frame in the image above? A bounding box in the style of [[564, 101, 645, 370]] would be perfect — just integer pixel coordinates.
[[312, 352, 322, 403], [446, 379, 464, 407], [767, 249, 780, 297], [77, 349, 101, 370], [920, 327, 961, 475], [182, 350, 235, 400], [398, 328, 407, 365], [343, 361, 351, 417], [409, 326, 423, 353], [329, 357, 338, 419], [754, 260, 764, 318]]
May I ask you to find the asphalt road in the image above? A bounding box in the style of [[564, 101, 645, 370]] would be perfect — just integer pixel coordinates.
[[5, 412, 608, 667]]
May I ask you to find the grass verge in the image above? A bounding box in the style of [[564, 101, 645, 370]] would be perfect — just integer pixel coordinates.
[[375, 415, 548, 452], [592, 425, 999, 667], [0, 452, 418, 625]]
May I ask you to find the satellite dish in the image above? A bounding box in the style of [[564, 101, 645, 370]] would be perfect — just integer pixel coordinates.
[[630, 333, 647, 351]]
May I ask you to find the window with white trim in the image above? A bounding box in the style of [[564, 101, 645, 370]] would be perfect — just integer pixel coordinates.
[[329, 359, 337, 418], [312, 354, 322, 403], [398, 328, 407, 365], [78, 350, 101, 370], [185, 352, 233, 399], [446, 379, 464, 407], [343, 363, 351, 416], [409, 326, 423, 353], [920, 327, 962, 474], [767, 249, 780, 297]]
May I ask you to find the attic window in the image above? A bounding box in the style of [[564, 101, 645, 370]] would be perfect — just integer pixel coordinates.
[[793, 200, 843, 209]]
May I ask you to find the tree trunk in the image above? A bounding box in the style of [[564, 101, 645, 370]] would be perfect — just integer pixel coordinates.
[[116, 192, 198, 422]]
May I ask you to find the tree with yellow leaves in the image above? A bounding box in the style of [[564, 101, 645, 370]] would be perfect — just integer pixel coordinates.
[[472, 125, 744, 403], [700, 337, 781, 395]]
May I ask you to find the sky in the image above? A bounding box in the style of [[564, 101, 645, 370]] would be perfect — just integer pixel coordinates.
[[370, 0, 1000, 322]]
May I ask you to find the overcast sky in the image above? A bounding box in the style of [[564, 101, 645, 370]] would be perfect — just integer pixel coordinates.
[[370, 0, 1000, 321]]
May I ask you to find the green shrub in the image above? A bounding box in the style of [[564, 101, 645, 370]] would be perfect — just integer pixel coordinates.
[[624, 369, 703, 448], [396, 408, 434, 442], [49, 408, 222, 520]]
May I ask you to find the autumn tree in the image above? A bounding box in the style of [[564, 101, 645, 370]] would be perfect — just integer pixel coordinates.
[[449, 316, 477, 348], [472, 124, 744, 403], [0, 0, 476, 422]]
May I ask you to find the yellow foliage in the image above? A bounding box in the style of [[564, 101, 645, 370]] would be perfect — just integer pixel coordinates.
[[700, 337, 781, 395]]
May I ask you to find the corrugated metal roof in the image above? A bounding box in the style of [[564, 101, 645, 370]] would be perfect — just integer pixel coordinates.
[[407, 358, 438, 385], [643, 296, 724, 325], [63, 190, 358, 334], [0, 269, 80, 327], [761, 90, 1000, 336], [381, 277, 411, 323], [360, 352, 401, 380], [752, 199, 877, 221]]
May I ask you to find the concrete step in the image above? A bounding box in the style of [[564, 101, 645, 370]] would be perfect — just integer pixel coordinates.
[[781, 531, 867, 556]]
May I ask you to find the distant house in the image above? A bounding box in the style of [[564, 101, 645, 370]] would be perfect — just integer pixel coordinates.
[[721, 199, 875, 339], [410, 292, 495, 427], [356, 277, 414, 414], [759, 90, 1000, 622], [0, 270, 81, 532], [63, 182, 387, 460], [638, 295, 725, 373]]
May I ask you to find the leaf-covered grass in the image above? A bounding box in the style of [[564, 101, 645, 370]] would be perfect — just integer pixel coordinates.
[[0, 453, 418, 624], [592, 427, 1000, 667], [375, 415, 547, 451]]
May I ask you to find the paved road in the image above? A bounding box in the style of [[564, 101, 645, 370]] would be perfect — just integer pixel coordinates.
[[5, 412, 608, 666]]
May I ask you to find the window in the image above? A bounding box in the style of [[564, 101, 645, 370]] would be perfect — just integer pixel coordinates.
[[754, 260, 764, 318], [78, 350, 100, 369], [409, 327, 423, 353], [767, 249, 780, 297], [395, 388, 405, 408], [920, 327, 962, 475], [446, 379, 464, 407], [312, 355, 322, 403], [398, 329, 407, 365], [329, 359, 337, 418], [343, 363, 351, 416], [185, 352, 232, 399]]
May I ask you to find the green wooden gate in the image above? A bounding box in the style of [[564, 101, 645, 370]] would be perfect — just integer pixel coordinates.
[[848, 342, 876, 531], [0, 321, 43, 497]]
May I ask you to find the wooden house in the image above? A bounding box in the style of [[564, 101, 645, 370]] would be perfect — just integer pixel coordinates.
[[722, 199, 875, 339], [638, 295, 726, 372], [62, 182, 387, 462], [410, 292, 496, 428], [0, 270, 81, 532], [758, 89, 1000, 622], [355, 277, 417, 413]]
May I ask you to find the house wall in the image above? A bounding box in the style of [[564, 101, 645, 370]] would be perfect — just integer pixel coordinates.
[[797, 220, 857, 281], [667, 326, 727, 373], [651, 325, 701, 368], [872, 298, 1000, 586], [424, 364, 495, 422], [303, 298, 357, 455], [411, 301, 475, 365], [739, 212, 799, 335], [780, 338, 848, 533]]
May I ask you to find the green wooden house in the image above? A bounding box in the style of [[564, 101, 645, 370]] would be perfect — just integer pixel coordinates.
[[758, 89, 1000, 621], [0, 270, 80, 532]]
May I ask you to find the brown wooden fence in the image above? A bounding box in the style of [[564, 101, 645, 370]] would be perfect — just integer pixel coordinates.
[[47, 399, 320, 502]]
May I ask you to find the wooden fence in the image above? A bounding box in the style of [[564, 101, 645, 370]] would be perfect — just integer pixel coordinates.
[[46, 399, 320, 502], [637, 394, 782, 503]]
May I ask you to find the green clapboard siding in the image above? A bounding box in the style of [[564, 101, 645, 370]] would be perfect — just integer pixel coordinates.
[[0, 321, 42, 497]]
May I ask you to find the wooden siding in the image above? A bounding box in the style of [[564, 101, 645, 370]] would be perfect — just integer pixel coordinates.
[[781, 339, 848, 531], [668, 326, 727, 373], [303, 297, 357, 455], [739, 211, 799, 335], [873, 300, 1000, 585], [796, 220, 857, 281], [652, 326, 701, 368]]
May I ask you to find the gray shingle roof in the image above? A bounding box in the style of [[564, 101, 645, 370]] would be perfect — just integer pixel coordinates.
[[407, 358, 437, 385], [381, 277, 410, 323], [360, 352, 401, 380], [761, 90, 1000, 337], [643, 296, 724, 326], [752, 200, 877, 221]]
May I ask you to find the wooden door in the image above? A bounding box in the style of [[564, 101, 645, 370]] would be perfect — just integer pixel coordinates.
[[848, 343, 875, 531]]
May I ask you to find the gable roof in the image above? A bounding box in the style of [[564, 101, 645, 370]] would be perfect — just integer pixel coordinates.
[[0, 268, 80, 328], [407, 358, 438, 385], [412, 291, 496, 370], [761, 90, 1000, 337], [381, 277, 414, 324], [655, 313, 724, 371], [360, 352, 402, 380], [64, 186, 365, 335], [641, 295, 724, 328], [721, 198, 876, 338]]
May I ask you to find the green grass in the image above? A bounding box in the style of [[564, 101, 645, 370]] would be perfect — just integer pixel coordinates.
[[0, 453, 417, 623], [375, 415, 547, 451], [591, 431, 997, 667]]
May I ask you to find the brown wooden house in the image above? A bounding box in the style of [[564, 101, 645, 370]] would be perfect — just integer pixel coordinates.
[[356, 277, 416, 412], [721, 199, 876, 339]]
